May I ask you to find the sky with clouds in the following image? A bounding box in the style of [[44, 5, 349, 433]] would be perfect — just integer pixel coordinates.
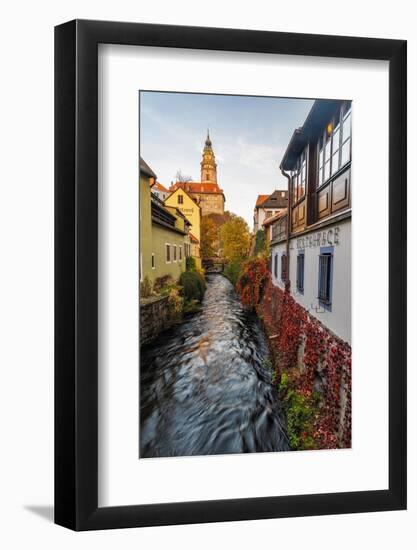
[[140, 92, 314, 227]]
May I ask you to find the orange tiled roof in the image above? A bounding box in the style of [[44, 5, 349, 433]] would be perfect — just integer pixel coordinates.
[[152, 181, 170, 192], [255, 194, 270, 207], [189, 232, 200, 244]]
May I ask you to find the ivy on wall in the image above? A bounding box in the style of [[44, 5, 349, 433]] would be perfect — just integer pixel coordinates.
[[236, 259, 351, 451], [259, 279, 352, 450]]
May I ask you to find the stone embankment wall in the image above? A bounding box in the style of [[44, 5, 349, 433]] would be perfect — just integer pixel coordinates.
[[140, 295, 173, 346]]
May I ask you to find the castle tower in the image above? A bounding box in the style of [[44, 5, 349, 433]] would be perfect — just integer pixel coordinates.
[[200, 131, 218, 184]]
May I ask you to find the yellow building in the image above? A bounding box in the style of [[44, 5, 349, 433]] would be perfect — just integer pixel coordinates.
[[165, 187, 200, 241], [150, 196, 191, 283], [140, 158, 155, 284], [165, 186, 202, 268], [140, 157, 191, 286]]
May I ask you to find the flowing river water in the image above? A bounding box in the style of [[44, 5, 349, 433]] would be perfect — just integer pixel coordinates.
[[140, 274, 289, 457]]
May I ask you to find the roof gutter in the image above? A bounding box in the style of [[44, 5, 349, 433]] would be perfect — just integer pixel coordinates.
[[280, 165, 291, 291]]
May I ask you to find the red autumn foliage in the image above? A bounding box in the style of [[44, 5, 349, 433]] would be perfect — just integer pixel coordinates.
[[257, 279, 352, 449], [236, 257, 270, 308]]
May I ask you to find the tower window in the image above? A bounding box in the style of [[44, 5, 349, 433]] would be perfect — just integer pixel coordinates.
[[206, 172, 210, 180]]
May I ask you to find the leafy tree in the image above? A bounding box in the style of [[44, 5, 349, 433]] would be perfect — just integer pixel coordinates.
[[224, 258, 243, 286], [220, 216, 251, 263], [205, 210, 233, 228], [186, 256, 197, 271], [200, 216, 218, 258], [140, 275, 153, 298], [179, 271, 206, 303]]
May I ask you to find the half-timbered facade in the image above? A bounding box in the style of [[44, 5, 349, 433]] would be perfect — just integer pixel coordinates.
[[270, 99, 352, 343]]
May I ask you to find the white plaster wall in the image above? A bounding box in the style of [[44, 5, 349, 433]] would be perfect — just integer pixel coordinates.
[[271, 218, 351, 343], [271, 240, 287, 290]]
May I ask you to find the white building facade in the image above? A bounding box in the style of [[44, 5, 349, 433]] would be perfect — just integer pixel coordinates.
[[151, 181, 170, 202], [253, 190, 287, 233], [271, 216, 351, 343], [270, 99, 352, 344]]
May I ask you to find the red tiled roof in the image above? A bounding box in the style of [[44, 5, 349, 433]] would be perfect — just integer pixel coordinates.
[[189, 232, 199, 244], [255, 194, 270, 207], [169, 181, 224, 194]]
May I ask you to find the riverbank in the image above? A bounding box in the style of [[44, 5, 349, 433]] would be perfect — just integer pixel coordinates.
[[140, 268, 207, 345]]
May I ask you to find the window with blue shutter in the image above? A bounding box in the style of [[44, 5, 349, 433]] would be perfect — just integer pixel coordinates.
[[318, 246, 333, 309], [296, 251, 305, 293]]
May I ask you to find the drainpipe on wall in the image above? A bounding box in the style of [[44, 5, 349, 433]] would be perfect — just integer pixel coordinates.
[[280, 165, 291, 292]]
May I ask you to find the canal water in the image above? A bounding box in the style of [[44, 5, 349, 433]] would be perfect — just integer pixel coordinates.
[[140, 274, 289, 457]]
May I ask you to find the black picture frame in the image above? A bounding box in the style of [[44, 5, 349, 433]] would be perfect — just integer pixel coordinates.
[[55, 19, 407, 531]]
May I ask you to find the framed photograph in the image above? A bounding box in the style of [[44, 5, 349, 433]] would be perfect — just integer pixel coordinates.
[[55, 20, 407, 530]]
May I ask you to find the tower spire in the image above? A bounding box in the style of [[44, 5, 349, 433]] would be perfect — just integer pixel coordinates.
[[205, 128, 212, 148], [201, 130, 217, 183]]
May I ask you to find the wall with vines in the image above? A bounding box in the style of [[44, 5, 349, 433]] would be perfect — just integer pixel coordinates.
[[237, 258, 351, 451]]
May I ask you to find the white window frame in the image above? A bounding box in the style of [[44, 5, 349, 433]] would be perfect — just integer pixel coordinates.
[[173, 244, 177, 262], [318, 102, 352, 187], [151, 253, 155, 270], [165, 243, 171, 263]]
